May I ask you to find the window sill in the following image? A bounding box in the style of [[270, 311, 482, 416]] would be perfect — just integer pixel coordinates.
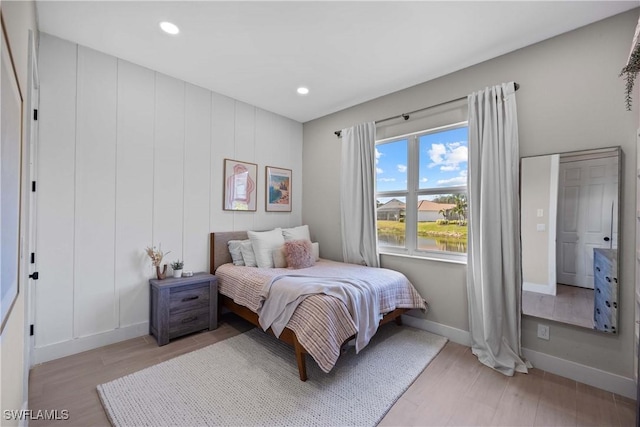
[[379, 250, 467, 265]]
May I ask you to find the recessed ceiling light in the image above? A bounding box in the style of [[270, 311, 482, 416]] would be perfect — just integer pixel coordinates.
[[297, 87, 309, 95], [160, 21, 180, 35]]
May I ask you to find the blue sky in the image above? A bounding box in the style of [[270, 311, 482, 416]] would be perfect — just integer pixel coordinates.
[[376, 126, 468, 193]]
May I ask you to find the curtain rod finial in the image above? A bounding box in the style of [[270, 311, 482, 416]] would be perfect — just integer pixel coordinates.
[[335, 130, 342, 138]]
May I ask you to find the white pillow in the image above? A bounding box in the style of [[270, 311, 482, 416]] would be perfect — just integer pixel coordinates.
[[228, 240, 247, 266], [282, 225, 310, 241], [248, 228, 285, 268], [272, 245, 287, 268], [240, 240, 257, 267], [312, 242, 320, 261]]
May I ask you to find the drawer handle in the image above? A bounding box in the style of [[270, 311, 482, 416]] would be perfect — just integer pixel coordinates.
[[597, 288, 601, 293], [614, 278, 618, 284], [606, 277, 611, 283], [606, 301, 610, 307], [613, 302, 618, 309], [596, 266, 601, 272], [182, 296, 199, 302], [596, 308, 601, 314], [181, 316, 198, 324]]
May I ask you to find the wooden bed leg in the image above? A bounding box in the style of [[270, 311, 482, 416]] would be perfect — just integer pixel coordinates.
[[293, 335, 308, 382], [395, 314, 403, 326]]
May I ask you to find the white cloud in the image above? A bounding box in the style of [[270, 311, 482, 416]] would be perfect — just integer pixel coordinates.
[[378, 178, 396, 182], [376, 167, 383, 174], [437, 170, 467, 187], [427, 141, 468, 171], [397, 164, 407, 173], [420, 177, 428, 183], [375, 148, 382, 164]]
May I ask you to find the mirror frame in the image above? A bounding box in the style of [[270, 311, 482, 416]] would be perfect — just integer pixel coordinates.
[[520, 146, 621, 333]]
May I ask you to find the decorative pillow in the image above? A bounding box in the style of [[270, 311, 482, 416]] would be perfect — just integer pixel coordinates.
[[282, 225, 311, 241], [312, 242, 320, 261], [284, 239, 315, 269], [228, 240, 247, 266], [272, 245, 287, 268], [248, 228, 285, 268], [240, 240, 257, 267]]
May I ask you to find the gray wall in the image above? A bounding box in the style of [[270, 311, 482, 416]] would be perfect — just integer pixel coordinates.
[[303, 9, 639, 377]]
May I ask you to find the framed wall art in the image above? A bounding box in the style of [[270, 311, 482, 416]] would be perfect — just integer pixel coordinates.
[[265, 166, 292, 212], [1, 19, 24, 334], [223, 159, 257, 211]]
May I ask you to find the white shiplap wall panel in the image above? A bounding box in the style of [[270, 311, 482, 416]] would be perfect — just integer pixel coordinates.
[[74, 46, 118, 337], [232, 102, 257, 231], [153, 74, 185, 264], [183, 84, 211, 273], [35, 34, 77, 347], [115, 61, 155, 327], [35, 34, 303, 361], [289, 120, 304, 226], [255, 109, 286, 231], [211, 93, 236, 233]]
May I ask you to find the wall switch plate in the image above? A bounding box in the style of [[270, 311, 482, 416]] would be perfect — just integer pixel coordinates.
[[537, 324, 550, 340], [536, 223, 546, 232], [537, 209, 544, 217]]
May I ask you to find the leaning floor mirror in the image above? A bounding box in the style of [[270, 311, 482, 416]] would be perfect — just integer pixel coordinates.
[[520, 147, 621, 333]]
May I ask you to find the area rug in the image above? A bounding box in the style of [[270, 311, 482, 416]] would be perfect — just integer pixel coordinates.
[[97, 324, 447, 426]]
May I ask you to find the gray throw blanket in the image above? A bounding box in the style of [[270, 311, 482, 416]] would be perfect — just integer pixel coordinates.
[[257, 275, 381, 353]]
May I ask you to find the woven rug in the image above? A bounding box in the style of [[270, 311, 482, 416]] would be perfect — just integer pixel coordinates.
[[98, 324, 447, 426]]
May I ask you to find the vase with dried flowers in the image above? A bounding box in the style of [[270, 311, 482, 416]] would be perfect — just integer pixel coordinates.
[[145, 245, 170, 280]]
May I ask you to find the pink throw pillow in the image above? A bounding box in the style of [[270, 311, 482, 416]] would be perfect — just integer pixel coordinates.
[[284, 240, 315, 269]]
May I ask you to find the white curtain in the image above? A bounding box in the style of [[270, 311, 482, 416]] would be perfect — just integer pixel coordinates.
[[340, 122, 379, 267], [466, 82, 529, 376]]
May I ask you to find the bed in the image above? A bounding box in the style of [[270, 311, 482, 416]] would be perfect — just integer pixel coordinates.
[[209, 231, 427, 381]]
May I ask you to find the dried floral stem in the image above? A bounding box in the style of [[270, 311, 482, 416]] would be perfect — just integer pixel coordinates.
[[145, 244, 170, 267]]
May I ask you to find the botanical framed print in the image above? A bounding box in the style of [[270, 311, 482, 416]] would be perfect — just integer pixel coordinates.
[[266, 166, 292, 212], [1, 19, 23, 334], [223, 159, 257, 211]]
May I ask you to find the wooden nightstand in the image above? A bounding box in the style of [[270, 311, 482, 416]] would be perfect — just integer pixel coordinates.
[[149, 273, 218, 346]]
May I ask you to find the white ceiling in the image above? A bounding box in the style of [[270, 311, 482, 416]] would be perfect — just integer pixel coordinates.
[[36, 1, 638, 123]]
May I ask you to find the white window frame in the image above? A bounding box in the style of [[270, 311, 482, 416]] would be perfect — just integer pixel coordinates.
[[376, 121, 468, 264]]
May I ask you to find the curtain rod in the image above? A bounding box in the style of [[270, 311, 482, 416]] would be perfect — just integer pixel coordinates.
[[334, 82, 520, 137]]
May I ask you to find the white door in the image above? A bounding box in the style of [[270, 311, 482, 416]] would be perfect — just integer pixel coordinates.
[[556, 154, 618, 289]]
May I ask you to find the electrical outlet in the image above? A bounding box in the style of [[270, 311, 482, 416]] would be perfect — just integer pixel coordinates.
[[537, 324, 550, 340]]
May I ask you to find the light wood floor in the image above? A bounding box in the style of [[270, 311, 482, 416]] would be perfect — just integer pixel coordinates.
[[29, 314, 635, 427], [523, 284, 594, 329]]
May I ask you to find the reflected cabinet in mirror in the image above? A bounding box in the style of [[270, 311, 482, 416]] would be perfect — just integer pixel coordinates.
[[521, 147, 621, 333]]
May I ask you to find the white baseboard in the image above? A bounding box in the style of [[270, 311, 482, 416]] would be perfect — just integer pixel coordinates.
[[402, 315, 635, 399], [522, 347, 636, 399], [401, 314, 471, 346], [33, 322, 149, 365], [18, 401, 28, 427]]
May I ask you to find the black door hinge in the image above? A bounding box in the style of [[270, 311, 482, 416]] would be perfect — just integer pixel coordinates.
[[33, 109, 38, 121], [30, 325, 34, 336], [30, 253, 35, 264], [29, 272, 39, 280], [31, 181, 36, 192]]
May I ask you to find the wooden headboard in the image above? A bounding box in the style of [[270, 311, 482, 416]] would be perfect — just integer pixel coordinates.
[[209, 231, 248, 273]]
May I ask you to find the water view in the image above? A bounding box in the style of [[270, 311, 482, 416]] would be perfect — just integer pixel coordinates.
[[378, 231, 467, 254]]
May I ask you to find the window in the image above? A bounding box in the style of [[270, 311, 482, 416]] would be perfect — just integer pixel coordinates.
[[376, 122, 468, 262]]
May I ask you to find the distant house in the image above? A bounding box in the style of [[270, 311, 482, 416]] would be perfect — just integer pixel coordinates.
[[417, 200, 456, 222], [377, 199, 406, 221]]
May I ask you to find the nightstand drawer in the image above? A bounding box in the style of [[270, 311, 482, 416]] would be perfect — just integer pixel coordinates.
[[169, 308, 210, 337], [170, 284, 210, 314]]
